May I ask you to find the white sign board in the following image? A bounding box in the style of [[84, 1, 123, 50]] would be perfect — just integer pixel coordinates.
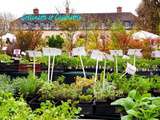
[[91, 50, 105, 61], [151, 50, 160, 58], [13, 49, 21, 55], [43, 48, 51, 56], [125, 63, 137, 75], [27, 50, 42, 57], [110, 50, 123, 56], [72, 47, 87, 56], [43, 48, 62, 56], [105, 53, 114, 61], [127, 49, 142, 57], [50, 48, 62, 56]]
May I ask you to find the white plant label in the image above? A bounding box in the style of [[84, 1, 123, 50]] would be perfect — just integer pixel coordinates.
[[72, 47, 86, 56], [42, 48, 51, 56], [151, 50, 160, 58], [34, 51, 42, 57], [125, 63, 137, 75], [91, 50, 105, 61], [127, 49, 142, 57], [28, 50, 42, 57], [43, 48, 62, 56], [50, 48, 62, 56], [105, 53, 114, 61], [13, 49, 21, 55], [110, 50, 123, 56]]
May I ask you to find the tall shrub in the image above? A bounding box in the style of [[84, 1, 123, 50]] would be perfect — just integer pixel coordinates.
[[110, 20, 131, 52], [15, 30, 43, 51]]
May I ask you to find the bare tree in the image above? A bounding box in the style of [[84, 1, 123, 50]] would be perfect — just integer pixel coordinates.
[[136, 0, 160, 34], [0, 12, 15, 35]]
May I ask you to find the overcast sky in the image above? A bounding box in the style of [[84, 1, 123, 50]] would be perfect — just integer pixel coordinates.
[[0, 0, 142, 18]]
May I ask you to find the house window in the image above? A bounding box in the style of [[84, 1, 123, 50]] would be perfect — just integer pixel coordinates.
[[35, 23, 40, 30], [44, 23, 51, 30], [101, 23, 106, 29], [124, 21, 131, 29], [23, 23, 28, 30]]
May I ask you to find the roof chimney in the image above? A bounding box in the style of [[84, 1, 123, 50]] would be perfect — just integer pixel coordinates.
[[33, 8, 39, 15], [66, 7, 69, 14], [117, 6, 122, 13], [65, 0, 70, 14]]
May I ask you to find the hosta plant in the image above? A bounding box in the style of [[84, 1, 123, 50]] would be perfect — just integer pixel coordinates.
[[111, 90, 160, 120]]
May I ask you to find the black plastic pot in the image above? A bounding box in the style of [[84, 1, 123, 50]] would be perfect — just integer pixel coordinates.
[[78, 101, 121, 119], [150, 89, 160, 97], [78, 101, 93, 115]]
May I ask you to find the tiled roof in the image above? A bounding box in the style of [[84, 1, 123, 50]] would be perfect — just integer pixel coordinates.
[[19, 12, 136, 22]]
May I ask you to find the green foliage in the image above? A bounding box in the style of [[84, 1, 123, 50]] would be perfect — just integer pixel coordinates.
[[33, 100, 81, 120], [0, 91, 80, 120], [0, 91, 34, 120], [112, 73, 152, 94], [39, 81, 82, 100], [0, 74, 13, 93], [0, 53, 12, 63], [111, 90, 160, 120], [13, 72, 42, 98], [92, 76, 124, 101], [150, 75, 160, 89], [48, 35, 64, 48], [79, 95, 93, 102]]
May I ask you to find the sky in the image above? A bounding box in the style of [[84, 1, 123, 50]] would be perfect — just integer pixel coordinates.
[[0, 0, 142, 18]]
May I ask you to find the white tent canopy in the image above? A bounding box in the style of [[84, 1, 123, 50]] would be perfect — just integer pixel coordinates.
[[1, 33, 16, 42], [132, 31, 160, 40]]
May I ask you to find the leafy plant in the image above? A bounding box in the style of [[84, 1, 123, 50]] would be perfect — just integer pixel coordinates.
[[111, 73, 152, 94], [0, 53, 12, 63], [33, 100, 81, 120], [0, 74, 13, 93], [39, 81, 82, 101], [111, 90, 160, 120], [0, 92, 34, 120], [79, 95, 93, 102], [13, 72, 42, 98], [48, 35, 64, 48], [150, 75, 160, 90], [0, 91, 80, 120], [75, 76, 94, 89], [93, 78, 124, 101]]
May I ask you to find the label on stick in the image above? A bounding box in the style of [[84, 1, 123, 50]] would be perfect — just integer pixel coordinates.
[[72, 47, 87, 56], [91, 50, 105, 61], [125, 63, 136, 75], [110, 50, 123, 56]]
